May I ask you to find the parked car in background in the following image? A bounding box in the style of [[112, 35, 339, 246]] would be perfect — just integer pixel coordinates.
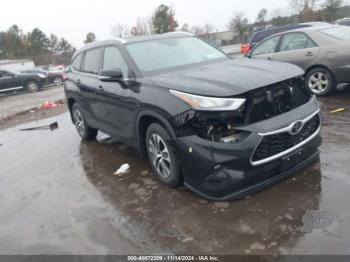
[[240, 22, 332, 55], [335, 18, 350, 26], [21, 69, 67, 86], [249, 25, 350, 96], [0, 69, 46, 93], [65, 33, 321, 200]]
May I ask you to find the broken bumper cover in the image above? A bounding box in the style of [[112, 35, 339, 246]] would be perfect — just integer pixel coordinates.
[[170, 97, 322, 201]]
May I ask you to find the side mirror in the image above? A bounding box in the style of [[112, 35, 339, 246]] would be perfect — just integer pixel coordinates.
[[99, 69, 123, 82]]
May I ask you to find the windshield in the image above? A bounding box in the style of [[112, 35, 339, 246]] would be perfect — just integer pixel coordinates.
[[126, 37, 227, 73], [321, 26, 350, 41]]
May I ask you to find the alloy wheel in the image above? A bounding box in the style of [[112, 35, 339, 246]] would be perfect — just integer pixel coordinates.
[[148, 133, 172, 178], [54, 77, 63, 86], [27, 82, 38, 92], [308, 72, 329, 94], [73, 108, 85, 136]]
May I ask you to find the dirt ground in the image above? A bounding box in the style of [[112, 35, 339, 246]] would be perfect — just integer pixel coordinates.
[[0, 86, 65, 121], [0, 87, 350, 255]]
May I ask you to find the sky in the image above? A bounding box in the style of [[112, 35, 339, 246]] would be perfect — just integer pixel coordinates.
[[1, 0, 349, 48]]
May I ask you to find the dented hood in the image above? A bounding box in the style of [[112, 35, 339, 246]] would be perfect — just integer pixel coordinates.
[[150, 58, 304, 97]]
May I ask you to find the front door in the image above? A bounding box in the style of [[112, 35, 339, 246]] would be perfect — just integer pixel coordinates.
[[96, 45, 136, 142], [250, 35, 282, 61]]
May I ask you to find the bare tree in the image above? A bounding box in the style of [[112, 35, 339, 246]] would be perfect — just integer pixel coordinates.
[[322, 0, 343, 21], [190, 25, 205, 35], [181, 23, 190, 32], [111, 23, 129, 38], [255, 8, 268, 28], [289, 0, 319, 21], [227, 12, 250, 42], [131, 17, 151, 36], [204, 23, 214, 34]]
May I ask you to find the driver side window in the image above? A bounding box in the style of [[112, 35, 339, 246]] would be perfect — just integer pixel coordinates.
[[102, 46, 129, 78], [252, 36, 281, 56]]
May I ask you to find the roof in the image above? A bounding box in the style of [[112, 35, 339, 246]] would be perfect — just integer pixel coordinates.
[[282, 24, 338, 34], [76, 32, 194, 54], [0, 59, 33, 65], [253, 22, 332, 35]]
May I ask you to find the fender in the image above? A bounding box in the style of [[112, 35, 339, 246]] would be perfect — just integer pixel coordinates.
[[135, 109, 176, 158]]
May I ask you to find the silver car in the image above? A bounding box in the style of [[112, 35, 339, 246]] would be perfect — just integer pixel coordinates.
[[250, 25, 350, 96]]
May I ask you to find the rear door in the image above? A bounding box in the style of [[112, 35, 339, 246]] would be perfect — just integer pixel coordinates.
[[273, 32, 320, 70], [250, 35, 282, 60], [79, 48, 106, 129]]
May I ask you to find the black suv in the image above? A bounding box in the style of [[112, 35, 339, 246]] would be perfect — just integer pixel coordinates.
[[0, 69, 46, 93], [65, 32, 322, 200]]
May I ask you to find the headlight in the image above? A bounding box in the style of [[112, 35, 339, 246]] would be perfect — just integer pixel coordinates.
[[38, 73, 47, 78], [170, 90, 246, 111]]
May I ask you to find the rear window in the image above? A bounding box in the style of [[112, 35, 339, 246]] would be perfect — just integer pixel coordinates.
[[82, 48, 101, 74], [321, 26, 350, 40]]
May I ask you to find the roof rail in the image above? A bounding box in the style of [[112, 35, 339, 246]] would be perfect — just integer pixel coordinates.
[[113, 37, 127, 44], [165, 31, 194, 36]]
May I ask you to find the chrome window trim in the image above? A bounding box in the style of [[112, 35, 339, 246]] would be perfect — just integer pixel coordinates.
[[250, 110, 321, 166]]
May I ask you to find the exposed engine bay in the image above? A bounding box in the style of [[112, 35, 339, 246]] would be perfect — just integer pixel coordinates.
[[171, 77, 311, 143]]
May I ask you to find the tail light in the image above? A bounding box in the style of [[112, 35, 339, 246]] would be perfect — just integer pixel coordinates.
[[240, 43, 252, 54]]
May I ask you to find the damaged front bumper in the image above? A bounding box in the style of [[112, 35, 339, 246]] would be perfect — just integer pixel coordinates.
[[170, 96, 322, 201]]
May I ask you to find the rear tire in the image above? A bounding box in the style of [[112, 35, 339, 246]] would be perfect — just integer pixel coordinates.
[[53, 76, 63, 86], [25, 81, 39, 93], [305, 67, 337, 96], [146, 123, 181, 187], [72, 103, 98, 140]]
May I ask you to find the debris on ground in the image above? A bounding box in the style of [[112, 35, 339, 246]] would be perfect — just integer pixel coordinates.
[[40, 101, 58, 109], [20, 122, 59, 131], [114, 163, 130, 175], [330, 107, 350, 114], [213, 202, 230, 209], [181, 237, 194, 243]]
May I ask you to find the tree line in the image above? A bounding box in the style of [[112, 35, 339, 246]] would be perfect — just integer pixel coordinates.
[[0, 25, 75, 65], [107, 0, 347, 43], [0, 0, 348, 65]]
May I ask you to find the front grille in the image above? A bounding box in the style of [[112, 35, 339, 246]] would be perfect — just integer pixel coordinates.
[[245, 78, 310, 124], [252, 114, 320, 162]]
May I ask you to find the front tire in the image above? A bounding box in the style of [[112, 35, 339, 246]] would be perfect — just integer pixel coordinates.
[[146, 123, 181, 187], [305, 67, 337, 96], [72, 103, 98, 140], [25, 81, 39, 93]]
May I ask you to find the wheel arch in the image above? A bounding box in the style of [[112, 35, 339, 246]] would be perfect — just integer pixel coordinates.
[[67, 98, 77, 122], [305, 64, 337, 82], [136, 110, 176, 158]]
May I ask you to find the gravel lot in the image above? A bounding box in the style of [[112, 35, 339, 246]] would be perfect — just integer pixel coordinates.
[[0, 87, 349, 255]]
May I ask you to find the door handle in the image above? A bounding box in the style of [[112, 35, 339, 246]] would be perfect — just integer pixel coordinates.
[[305, 52, 314, 57], [96, 85, 104, 92]]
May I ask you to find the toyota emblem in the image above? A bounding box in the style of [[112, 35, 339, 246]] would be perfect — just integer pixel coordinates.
[[289, 121, 303, 135]]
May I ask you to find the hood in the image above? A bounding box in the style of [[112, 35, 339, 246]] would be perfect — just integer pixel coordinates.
[[149, 58, 304, 97]]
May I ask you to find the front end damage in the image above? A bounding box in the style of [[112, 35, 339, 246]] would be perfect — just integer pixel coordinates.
[[168, 78, 322, 200]]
